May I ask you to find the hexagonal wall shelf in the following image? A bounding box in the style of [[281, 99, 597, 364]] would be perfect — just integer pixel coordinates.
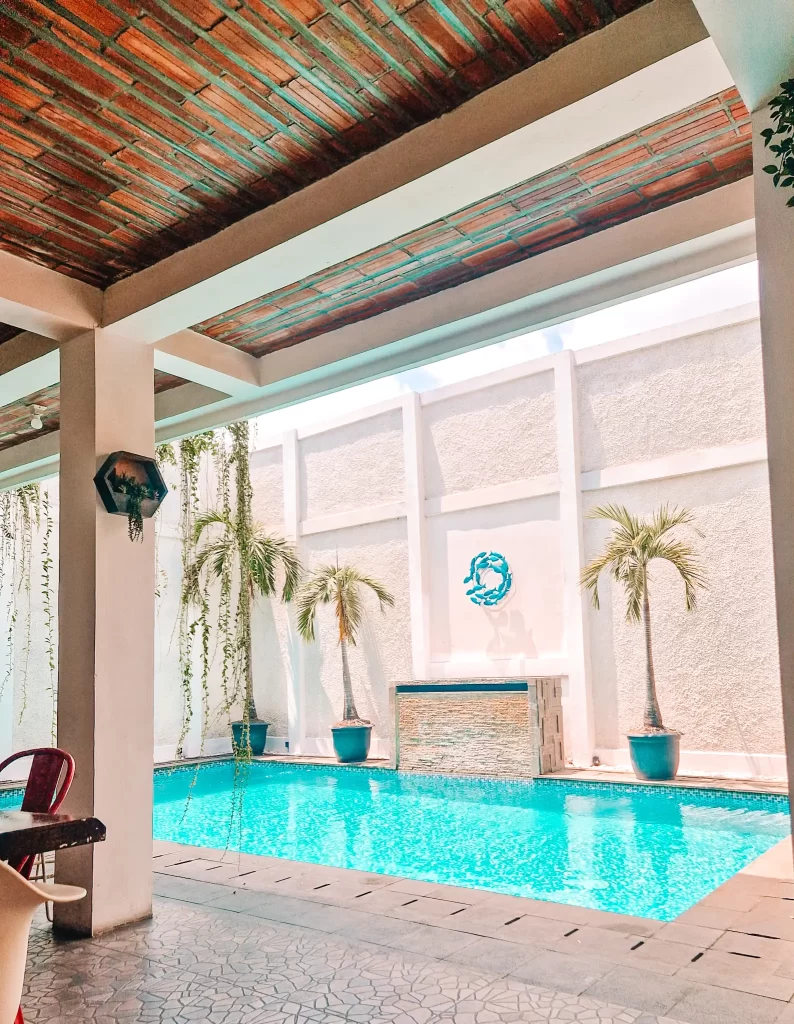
[[94, 451, 168, 520]]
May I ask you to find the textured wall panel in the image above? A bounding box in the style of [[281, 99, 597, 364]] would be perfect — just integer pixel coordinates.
[[300, 409, 404, 520], [424, 372, 556, 498], [578, 319, 765, 472]]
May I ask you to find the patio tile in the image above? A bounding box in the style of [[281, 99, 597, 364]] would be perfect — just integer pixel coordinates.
[[22, 888, 698, 1024], [667, 984, 785, 1024], [551, 925, 648, 962], [699, 887, 763, 913], [152, 873, 238, 904], [418, 883, 496, 905], [440, 903, 531, 938], [444, 936, 540, 975], [584, 965, 701, 1015], [586, 910, 663, 938], [675, 905, 739, 930], [386, 923, 480, 958], [206, 888, 278, 913], [627, 937, 702, 971], [508, 948, 612, 994], [349, 887, 420, 914], [654, 923, 724, 948], [339, 912, 432, 947], [713, 929, 794, 962], [386, 895, 470, 924], [386, 878, 443, 896], [492, 913, 572, 946], [245, 894, 375, 934], [676, 949, 794, 1000]]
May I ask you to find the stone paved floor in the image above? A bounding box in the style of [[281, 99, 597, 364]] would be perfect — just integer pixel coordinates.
[[22, 890, 684, 1024], [19, 838, 794, 1024]]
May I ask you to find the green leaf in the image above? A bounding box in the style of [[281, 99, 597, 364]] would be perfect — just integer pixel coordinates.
[[787, 195, 794, 207], [764, 164, 779, 174]]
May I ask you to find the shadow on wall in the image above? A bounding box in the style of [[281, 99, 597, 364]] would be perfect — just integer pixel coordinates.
[[251, 598, 290, 734], [360, 611, 387, 735], [301, 622, 334, 737], [485, 608, 537, 659]]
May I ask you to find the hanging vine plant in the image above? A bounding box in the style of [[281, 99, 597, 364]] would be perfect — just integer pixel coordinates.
[[0, 484, 41, 726], [761, 79, 794, 207]]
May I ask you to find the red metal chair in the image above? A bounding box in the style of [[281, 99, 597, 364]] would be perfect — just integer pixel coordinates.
[[0, 748, 75, 879]]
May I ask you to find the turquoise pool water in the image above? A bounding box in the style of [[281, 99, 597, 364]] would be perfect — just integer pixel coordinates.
[[151, 761, 790, 921]]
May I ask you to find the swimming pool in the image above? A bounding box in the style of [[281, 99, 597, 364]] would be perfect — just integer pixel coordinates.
[[152, 761, 790, 921]]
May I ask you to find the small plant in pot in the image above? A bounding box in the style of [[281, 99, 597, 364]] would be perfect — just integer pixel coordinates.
[[296, 563, 394, 762], [581, 504, 706, 781]]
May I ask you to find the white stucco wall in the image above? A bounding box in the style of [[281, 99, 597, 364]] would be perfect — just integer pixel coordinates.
[[578, 320, 766, 472], [300, 410, 404, 519], [0, 310, 784, 778], [427, 495, 564, 665], [423, 372, 557, 498], [584, 463, 781, 756], [301, 520, 412, 745]]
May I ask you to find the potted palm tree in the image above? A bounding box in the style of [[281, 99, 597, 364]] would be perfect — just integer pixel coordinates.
[[186, 422, 301, 757], [581, 504, 706, 781], [296, 563, 394, 762]]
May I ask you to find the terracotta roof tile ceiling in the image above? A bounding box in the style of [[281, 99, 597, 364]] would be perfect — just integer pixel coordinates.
[[195, 88, 752, 356], [0, 0, 650, 285], [0, 323, 23, 344], [0, 370, 185, 453]]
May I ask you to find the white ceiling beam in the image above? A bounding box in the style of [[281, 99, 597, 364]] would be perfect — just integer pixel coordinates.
[[0, 179, 755, 485], [691, 0, 794, 110], [0, 251, 101, 340], [156, 180, 755, 438], [153, 330, 261, 397], [101, 0, 718, 343], [0, 331, 60, 410]]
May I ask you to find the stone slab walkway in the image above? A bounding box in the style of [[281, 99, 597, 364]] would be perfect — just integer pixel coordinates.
[[21, 838, 794, 1023]]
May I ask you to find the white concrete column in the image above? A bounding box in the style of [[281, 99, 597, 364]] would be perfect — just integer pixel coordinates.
[[282, 429, 304, 754], [402, 392, 431, 680], [754, 106, 794, 803], [554, 349, 595, 767], [54, 328, 155, 936]]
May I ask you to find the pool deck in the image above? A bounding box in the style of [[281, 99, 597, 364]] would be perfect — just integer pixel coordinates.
[[20, 836, 794, 1024], [135, 836, 794, 1023]]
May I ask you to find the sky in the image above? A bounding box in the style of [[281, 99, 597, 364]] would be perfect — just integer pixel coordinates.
[[251, 261, 760, 443]]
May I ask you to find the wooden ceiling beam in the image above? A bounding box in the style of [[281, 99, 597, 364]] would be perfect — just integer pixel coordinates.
[[101, 0, 717, 343]]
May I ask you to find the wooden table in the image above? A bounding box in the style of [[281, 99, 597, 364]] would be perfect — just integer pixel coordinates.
[[0, 811, 106, 863]]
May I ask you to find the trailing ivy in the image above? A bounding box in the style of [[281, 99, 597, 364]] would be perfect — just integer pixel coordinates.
[[40, 490, 56, 743], [174, 431, 218, 759], [761, 79, 794, 206], [0, 485, 41, 724]]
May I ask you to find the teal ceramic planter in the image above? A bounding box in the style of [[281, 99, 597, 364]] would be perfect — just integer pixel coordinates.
[[232, 720, 269, 756], [627, 731, 680, 781], [332, 724, 372, 763]]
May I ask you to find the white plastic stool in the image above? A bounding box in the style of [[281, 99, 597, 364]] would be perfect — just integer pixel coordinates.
[[0, 856, 86, 1024]]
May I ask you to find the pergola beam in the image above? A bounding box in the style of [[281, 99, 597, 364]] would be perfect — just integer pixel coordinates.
[[152, 330, 261, 397], [0, 179, 754, 486], [100, 0, 719, 343], [0, 251, 101, 341]]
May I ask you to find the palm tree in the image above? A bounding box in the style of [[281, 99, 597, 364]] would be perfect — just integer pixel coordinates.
[[296, 564, 394, 723], [580, 504, 706, 733], [188, 509, 301, 722]]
